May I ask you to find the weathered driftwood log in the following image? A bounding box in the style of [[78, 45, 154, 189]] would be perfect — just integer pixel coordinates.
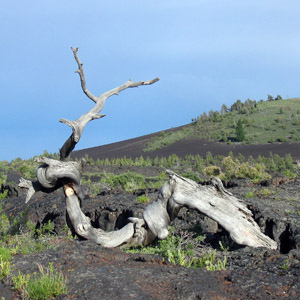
[[18, 47, 277, 250], [143, 171, 277, 250], [64, 185, 138, 248]]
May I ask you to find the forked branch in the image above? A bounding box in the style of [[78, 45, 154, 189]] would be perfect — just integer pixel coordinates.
[[59, 48, 159, 160]]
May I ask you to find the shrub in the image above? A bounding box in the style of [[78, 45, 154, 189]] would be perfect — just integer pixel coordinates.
[[189, 250, 227, 271], [167, 154, 181, 168], [283, 169, 297, 179], [18, 164, 37, 179], [222, 156, 237, 178], [235, 162, 271, 182], [0, 172, 8, 199], [203, 166, 222, 177]]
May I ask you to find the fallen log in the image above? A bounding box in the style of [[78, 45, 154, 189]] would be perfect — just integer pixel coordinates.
[[143, 170, 277, 250]]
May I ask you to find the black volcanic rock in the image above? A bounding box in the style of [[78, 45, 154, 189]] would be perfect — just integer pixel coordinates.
[[1, 175, 300, 299], [4, 238, 300, 300]]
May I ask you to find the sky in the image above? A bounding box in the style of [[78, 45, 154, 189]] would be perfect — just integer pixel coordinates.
[[1, 1, 300, 161]]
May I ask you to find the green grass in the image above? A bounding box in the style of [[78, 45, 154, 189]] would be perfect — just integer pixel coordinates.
[[122, 229, 226, 271], [137, 195, 150, 203], [12, 262, 68, 300], [0, 207, 66, 298], [143, 127, 193, 152], [0, 247, 11, 280]]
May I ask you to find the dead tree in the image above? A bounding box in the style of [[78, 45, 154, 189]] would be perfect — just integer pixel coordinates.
[[19, 48, 277, 250]]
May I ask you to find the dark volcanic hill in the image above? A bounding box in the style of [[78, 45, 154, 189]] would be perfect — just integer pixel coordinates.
[[72, 133, 300, 161]]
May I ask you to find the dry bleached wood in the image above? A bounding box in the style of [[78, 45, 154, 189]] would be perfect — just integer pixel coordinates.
[[19, 48, 277, 250], [143, 171, 277, 250], [59, 47, 159, 160]]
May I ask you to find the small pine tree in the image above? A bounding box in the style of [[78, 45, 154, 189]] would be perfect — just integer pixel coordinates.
[[221, 104, 227, 115], [236, 119, 245, 142]]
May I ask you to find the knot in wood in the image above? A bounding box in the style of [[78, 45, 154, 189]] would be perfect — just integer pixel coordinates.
[[36, 158, 82, 189]]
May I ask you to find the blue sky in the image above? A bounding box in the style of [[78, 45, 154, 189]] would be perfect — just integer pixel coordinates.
[[1, 1, 300, 161]]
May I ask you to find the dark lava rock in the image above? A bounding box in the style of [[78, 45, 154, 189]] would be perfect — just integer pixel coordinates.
[[2, 238, 299, 300], [1, 176, 300, 299]]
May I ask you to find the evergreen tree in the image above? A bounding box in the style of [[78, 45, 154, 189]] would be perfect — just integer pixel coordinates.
[[236, 119, 245, 142], [221, 104, 227, 115]]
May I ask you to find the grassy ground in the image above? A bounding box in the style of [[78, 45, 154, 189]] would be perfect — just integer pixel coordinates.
[[143, 98, 300, 151]]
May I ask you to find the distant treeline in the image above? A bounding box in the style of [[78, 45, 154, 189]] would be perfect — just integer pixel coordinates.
[[192, 94, 284, 123]]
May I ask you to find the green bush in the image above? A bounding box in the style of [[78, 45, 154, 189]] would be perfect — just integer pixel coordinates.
[[203, 166, 222, 177], [256, 188, 273, 197], [222, 156, 237, 178], [239, 163, 271, 182], [0, 172, 8, 199], [0, 246, 11, 262]]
